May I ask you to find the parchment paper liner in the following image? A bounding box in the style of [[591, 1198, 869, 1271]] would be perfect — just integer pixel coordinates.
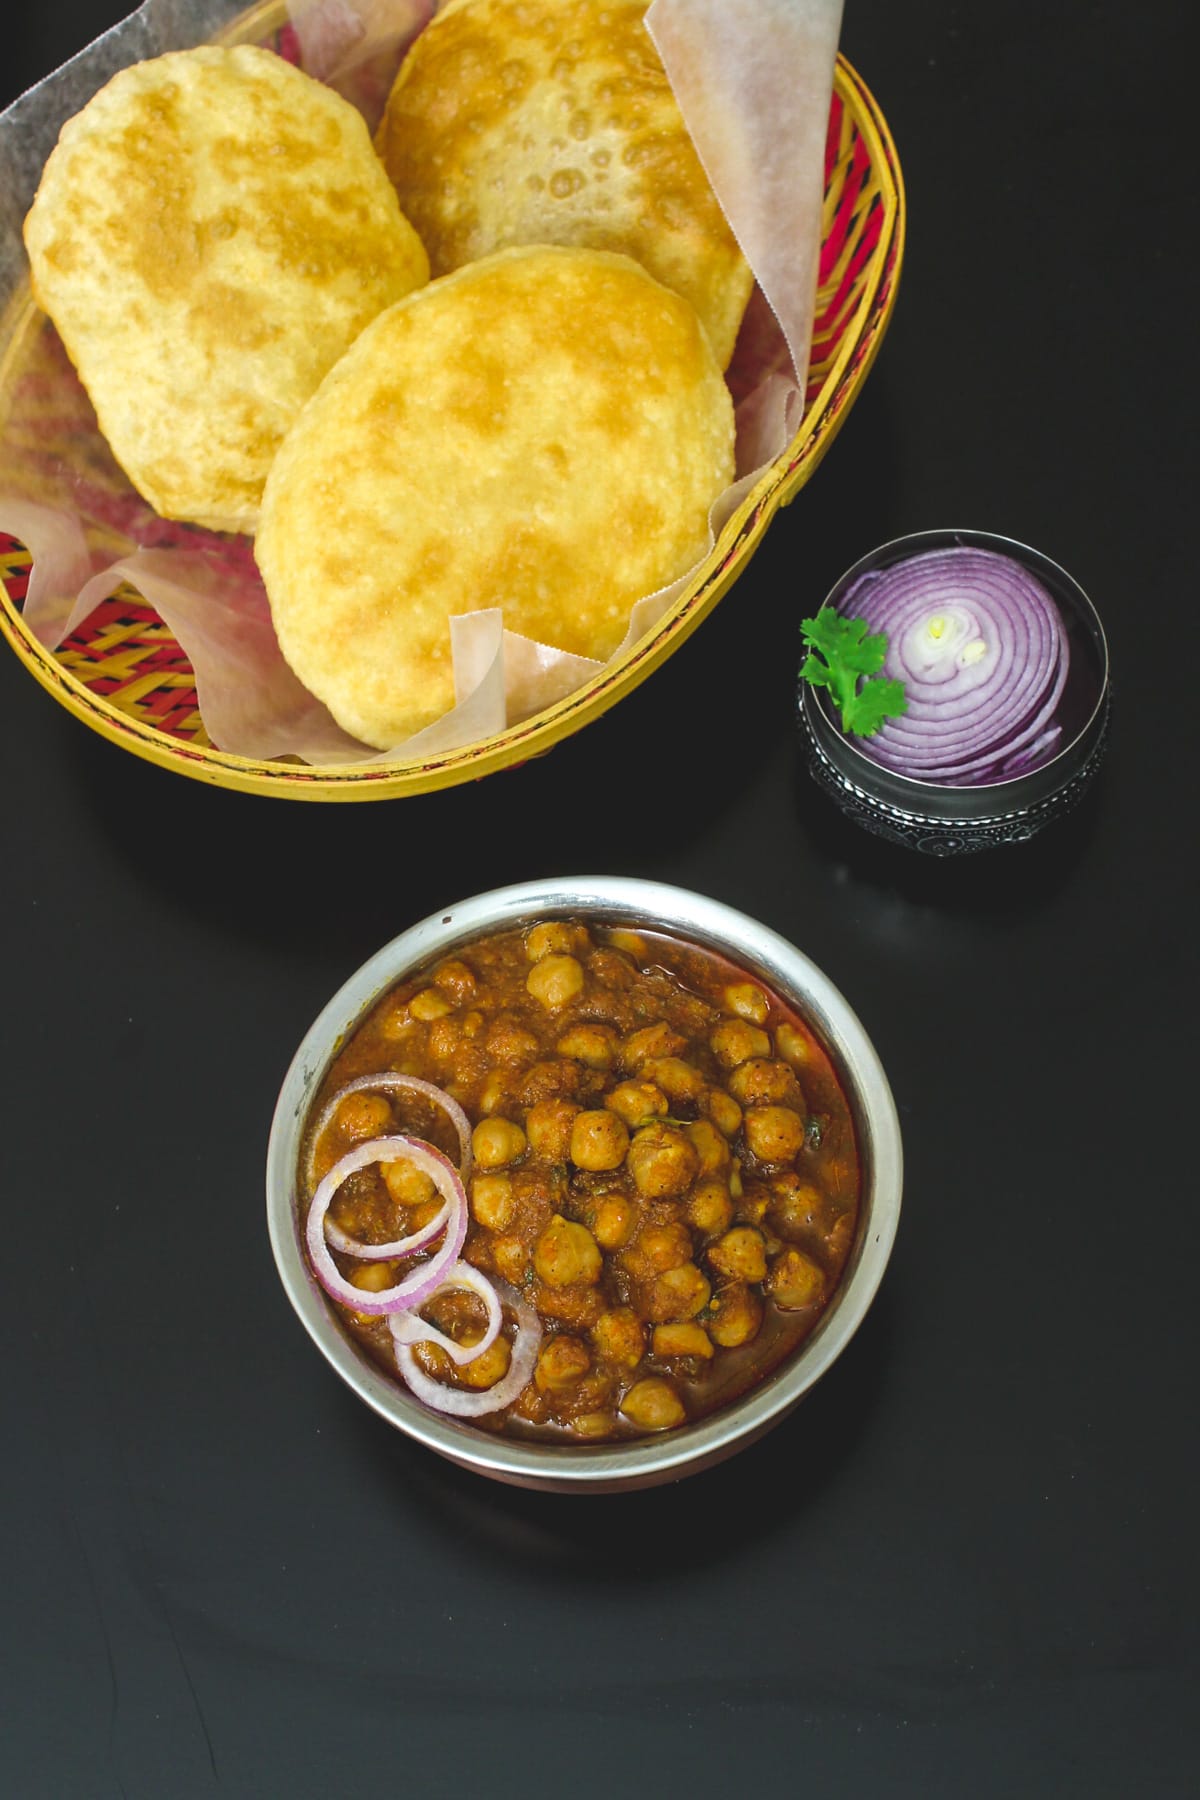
[[0, 0, 844, 764]]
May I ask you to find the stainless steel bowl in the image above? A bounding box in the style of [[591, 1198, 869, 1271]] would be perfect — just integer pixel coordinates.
[[798, 529, 1111, 855], [266, 878, 903, 1492]]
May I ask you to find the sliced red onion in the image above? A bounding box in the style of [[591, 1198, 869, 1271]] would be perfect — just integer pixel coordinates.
[[389, 1261, 503, 1367], [840, 547, 1069, 785], [305, 1072, 474, 1194], [395, 1279, 542, 1418], [324, 1139, 454, 1261], [305, 1136, 467, 1317]]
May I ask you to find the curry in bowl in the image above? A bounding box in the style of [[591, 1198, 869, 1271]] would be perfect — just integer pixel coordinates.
[[300, 917, 860, 1442]]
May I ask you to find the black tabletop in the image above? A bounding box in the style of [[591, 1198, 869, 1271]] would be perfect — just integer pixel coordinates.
[[2, 4, 1195, 1796]]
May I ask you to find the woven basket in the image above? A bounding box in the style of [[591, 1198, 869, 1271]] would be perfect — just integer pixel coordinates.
[[0, 32, 904, 801]]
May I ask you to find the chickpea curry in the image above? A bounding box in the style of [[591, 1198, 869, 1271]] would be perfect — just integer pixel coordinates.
[[302, 920, 860, 1442]]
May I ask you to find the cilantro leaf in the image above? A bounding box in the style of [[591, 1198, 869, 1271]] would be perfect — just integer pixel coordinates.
[[800, 611, 908, 737]]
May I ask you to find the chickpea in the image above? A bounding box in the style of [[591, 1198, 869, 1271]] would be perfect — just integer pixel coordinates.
[[620, 1376, 686, 1432], [708, 1225, 768, 1283], [592, 1307, 646, 1368], [570, 1109, 630, 1172], [525, 1097, 580, 1161], [460, 1010, 485, 1039], [628, 1124, 699, 1199], [770, 1174, 825, 1239], [492, 1235, 530, 1286], [722, 982, 770, 1025], [573, 1411, 618, 1439], [427, 1016, 462, 1064], [376, 995, 419, 1044], [535, 1334, 591, 1393], [409, 987, 452, 1022], [485, 1019, 540, 1065], [605, 1080, 668, 1128], [334, 1092, 392, 1142], [472, 1116, 527, 1168], [702, 1088, 743, 1138], [534, 1215, 603, 1287], [744, 1105, 805, 1165], [381, 1157, 437, 1210], [526, 921, 586, 962], [522, 1061, 582, 1108], [640, 1057, 705, 1104], [775, 1023, 813, 1068], [526, 954, 585, 1010], [735, 1182, 772, 1226], [348, 1260, 397, 1322], [604, 928, 646, 958], [709, 1282, 764, 1348], [620, 1022, 685, 1072], [349, 1261, 397, 1294], [478, 1069, 512, 1115], [709, 1019, 771, 1069], [593, 1194, 636, 1250], [767, 1248, 826, 1311], [556, 1023, 619, 1069], [685, 1117, 729, 1176], [648, 1262, 711, 1322], [470, 1172, 515, 1231], [534, 1282, 605, 1330], [432, 958, 476, 1003], [729, 1059, 805, 1109], [453, 1335, 510, 1390], [639, 1220, 693, 1273], [686, 1177, 734, 1237], [653, 1322, 714, 1361]]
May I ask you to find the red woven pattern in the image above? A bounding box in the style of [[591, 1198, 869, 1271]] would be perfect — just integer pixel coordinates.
[[0, 545, 208, 741], [808, 91, 886, 405]]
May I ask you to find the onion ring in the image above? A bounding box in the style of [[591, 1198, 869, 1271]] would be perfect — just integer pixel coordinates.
[[305, 1135, 467, 1316], [389, 1261, 504, 1367], [395, 1279, 542, 1417], [323, 1135, 454, 1261], [305, 1072, 474, 1192]]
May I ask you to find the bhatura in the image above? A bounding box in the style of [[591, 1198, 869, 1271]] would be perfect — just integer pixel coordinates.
[[255, 247, 735, 749], [375, 0, 754, 369], [24, 45, 429, 533]]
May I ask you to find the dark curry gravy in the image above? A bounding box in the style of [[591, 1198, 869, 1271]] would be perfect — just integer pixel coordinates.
[[302, 920, 860, 1442]]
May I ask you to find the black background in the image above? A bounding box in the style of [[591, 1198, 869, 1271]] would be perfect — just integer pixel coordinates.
[[2, 3, 1195, 1796]]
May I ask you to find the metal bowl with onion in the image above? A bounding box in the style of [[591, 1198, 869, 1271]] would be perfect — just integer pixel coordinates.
[[798, 529, 1111, 855], [266, 877, 903, 1493]]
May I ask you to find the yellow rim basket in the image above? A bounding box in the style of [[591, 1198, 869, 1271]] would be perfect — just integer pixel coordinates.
[[0, 30, 904, 801]]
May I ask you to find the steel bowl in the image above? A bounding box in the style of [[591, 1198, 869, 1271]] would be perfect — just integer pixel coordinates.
[[798, 529, 1111, 855], [266, 877, 903, 1491]]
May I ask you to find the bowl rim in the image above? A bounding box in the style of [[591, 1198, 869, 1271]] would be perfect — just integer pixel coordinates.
[[265, 876, 904, 1489], [0, 48, 905, 800], [798, 526, 1111, 803]]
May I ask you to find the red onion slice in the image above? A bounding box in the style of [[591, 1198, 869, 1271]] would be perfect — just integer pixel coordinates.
[[840, 548, 1070, 785], [395, 1279, 542, 1417], [388, 1261, 503, 1367], [324, 1138, 454, 1261], [305, 1072, 474, 1193], [305, 1136, 467, 1316]]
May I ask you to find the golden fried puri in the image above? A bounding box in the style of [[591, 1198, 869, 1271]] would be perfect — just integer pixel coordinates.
[[375, 0, 753, 369], [256, 246, 735, 749], [24, 46, 430, 533]]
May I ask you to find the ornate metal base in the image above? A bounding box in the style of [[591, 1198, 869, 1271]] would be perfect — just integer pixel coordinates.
[[800, 695, 1111, 856]]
